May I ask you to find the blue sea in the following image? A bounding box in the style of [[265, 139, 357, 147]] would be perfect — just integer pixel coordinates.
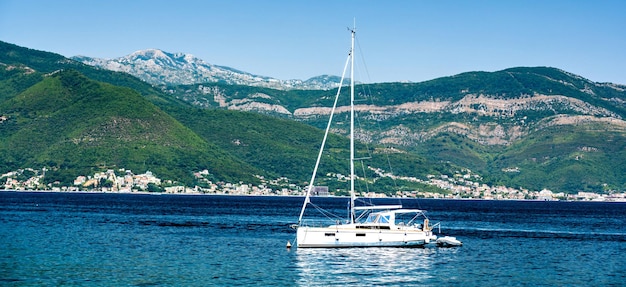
[[1, 192, 625, 286]]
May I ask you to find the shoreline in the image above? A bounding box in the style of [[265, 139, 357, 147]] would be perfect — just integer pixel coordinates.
[[2, 189, 626, 203]]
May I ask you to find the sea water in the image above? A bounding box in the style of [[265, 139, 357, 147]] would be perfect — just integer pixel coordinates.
[[1, 192, 624, 286]]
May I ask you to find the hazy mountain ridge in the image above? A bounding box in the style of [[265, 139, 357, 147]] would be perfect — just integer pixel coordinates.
[[72, 49, 342, 90]]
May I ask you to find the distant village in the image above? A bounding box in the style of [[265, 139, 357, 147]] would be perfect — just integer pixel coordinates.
[[2, 167, 626, 202]]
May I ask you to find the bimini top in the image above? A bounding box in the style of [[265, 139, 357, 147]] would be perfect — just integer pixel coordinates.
[[362, 208, 426, 225]]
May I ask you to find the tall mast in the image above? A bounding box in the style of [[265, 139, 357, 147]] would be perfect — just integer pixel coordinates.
[[297, 24, 357, 226], [297, 35, 353, 225], [349, 25, 356, 224]]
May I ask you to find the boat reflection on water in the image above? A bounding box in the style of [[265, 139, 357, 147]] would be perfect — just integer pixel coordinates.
[[294, 247, 437, 286]]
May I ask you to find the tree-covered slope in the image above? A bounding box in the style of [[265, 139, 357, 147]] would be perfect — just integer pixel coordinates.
[[167, 108, 450, 193], [488, 124, 626, 192], [163, 67, 626, 193], [0, 70, 260, 185], [0, 40, 185, 108]]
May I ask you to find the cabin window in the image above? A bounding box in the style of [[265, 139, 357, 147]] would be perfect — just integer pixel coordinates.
[[356, 233, 366, 237], [324, 233, 335, 237], [379, 215, 390, 223], [365, 214, 390, 223]]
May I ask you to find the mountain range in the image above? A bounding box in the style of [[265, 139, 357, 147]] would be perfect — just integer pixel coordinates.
[[162, 67, 626, 193], [72, 50, 343, 90], [2, 40, 626, 194], [1, 40, 439, 193]]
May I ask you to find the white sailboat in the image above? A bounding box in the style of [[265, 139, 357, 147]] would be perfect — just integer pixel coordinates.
[[295, 26, 438, 248]]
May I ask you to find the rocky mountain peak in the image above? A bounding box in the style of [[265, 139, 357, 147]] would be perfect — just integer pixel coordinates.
[[72, 49, 342, 90]]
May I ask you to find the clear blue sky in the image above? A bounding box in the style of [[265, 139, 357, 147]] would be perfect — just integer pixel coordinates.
[[1, 0, 625, 84]]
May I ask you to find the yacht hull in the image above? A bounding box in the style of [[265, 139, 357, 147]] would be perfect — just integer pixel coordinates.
[[297, 226, 435, 248]]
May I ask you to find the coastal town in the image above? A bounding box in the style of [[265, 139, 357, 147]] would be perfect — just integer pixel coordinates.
[[2, 167, 625, 202]]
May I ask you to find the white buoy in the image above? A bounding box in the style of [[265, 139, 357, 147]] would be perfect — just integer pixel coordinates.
[[286, 241, 292, 249]]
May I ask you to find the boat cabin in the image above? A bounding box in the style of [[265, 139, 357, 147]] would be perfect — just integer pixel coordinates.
[[357, 208, 427, 230]]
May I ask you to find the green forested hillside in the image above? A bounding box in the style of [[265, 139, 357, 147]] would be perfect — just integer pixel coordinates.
[[164, 66, 626, 193], [0, 41, 184, 108], [487, 125, 626, 192], [0, 69, 260, 185], [166, 108, 449, 194]]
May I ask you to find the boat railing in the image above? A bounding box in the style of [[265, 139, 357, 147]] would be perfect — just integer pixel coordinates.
[[299, 219, 347, 228], [431, 221, 441, 233]]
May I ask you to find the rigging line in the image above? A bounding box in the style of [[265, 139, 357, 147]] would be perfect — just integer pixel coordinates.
[[403, 132, 424, 210], [354, 108, 374, 159], [353, 31, 378, 174], [308, 202, 344, 221], [352, 90, 374, 196], [297, 52, 352, 224], [355, 33, 397, 179], [354, 28, 401, 206], [353, 31, 374, 157], [354, 31, 402, 201], [355, 109, 375, 163], [365, 106, 402, 195], [355, 196, 375, 210], [351, 60, 375, 192], [353, 159, 369, 197], [355, 197, 375, 206], [360, 160, 370, 194], [354, 35, 373, 84]]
